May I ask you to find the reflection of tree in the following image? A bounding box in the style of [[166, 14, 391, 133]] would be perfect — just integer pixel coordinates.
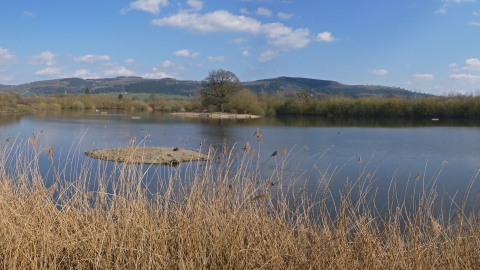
[[0, 114, 24, 128]]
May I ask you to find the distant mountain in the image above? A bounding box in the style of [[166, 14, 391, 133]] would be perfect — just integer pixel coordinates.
[[0, 76, 427, 98], [244, 77, 426, 97], [0, 84, 12, 90]]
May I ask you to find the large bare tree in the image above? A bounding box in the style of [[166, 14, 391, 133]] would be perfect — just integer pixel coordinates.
[[199, 69, 242, 112]]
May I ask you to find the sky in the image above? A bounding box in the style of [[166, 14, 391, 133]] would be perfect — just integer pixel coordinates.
[[0, 0, 479, 95]]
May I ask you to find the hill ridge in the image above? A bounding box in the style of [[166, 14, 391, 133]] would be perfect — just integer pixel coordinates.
[[0, 76, 427, 97]]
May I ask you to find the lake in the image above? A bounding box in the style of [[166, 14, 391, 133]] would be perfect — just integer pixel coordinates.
[[2, 110, 480, 213]]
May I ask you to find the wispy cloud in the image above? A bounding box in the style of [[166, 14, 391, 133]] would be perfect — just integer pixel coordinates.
[[142, 70, 173, 79], [255, 7, 272, 17], [72, 69, 95, 78], [103, 66, 134, 76], [469, 21, 480, 26], [35, 67, 61, 76], [0, 75, 13, 82], [173, 49, 200, 58], [435, 0, 476, 14], [187, 0, 203, 11], [277, 12, 293, 19], [207, 56, 225, 62], [242, 50, 250, 56], [369, 69, 389, 75], [29, 51, 57, 66], [413, 73, 435, 81], [121, 0, 169, 15], [22, 11, 36, 18], [258, 50, 278, 62], [0, 47, 17, 65], [449, 73, 480, 83], [73, 55, 110, 63]]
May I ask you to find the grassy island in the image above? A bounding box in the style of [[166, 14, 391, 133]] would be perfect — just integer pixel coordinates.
[[85, 147, 209, 165]]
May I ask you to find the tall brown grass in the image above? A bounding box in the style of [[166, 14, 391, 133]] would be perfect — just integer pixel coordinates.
[[0, 135, 479, 269]]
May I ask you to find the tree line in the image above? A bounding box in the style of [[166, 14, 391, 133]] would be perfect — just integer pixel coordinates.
[[2, 69, 480, 118]]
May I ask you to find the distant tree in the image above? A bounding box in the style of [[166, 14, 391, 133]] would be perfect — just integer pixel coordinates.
[[118, 94, 123, 100], [297, 87, 310, 103], [148, 91, 156, 104], [199, 69, 242, 112], [85, 88, 90, 95]]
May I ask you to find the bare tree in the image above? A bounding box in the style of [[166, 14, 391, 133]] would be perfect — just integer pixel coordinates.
[[199, 69, 242, 112]]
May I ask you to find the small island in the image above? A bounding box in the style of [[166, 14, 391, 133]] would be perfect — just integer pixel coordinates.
[[85, 147, 209, 165]]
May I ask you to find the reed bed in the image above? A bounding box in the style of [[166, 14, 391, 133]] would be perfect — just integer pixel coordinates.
[[0, 135, 479, 269]]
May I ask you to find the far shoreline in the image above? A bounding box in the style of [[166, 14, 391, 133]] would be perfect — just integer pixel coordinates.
[[171, 112, 261, 119]]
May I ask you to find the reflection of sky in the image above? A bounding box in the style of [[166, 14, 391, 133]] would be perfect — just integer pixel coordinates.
[[3, 111, 480, 213]]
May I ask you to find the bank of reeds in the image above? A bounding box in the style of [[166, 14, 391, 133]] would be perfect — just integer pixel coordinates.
[[0, 135, 479, 269]]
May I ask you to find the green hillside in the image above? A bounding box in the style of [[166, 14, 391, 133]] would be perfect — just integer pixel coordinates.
[[0, 76, 427, 98]]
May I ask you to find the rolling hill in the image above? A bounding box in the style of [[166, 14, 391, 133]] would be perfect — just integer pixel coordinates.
[[0, 76, 427, 98]]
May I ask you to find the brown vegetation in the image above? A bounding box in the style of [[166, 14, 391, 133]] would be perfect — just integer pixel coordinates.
[[0, 134, 479, 268]]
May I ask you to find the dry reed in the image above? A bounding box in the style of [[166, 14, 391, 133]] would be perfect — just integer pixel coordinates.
[[0, 135, 478, 269]]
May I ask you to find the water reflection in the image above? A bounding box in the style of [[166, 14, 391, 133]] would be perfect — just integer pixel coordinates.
[[1, 110, 480, 215]]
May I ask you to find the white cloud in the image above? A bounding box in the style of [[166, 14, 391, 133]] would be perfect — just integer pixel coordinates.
[[240, 8, 250, 15], [462, 58, 480, 70], [316, 31, 337, 42], [413, 73, 435, 81], [449, 73, 480, 83], [29, 51, 57, 66], [0, 75, 13, 82], [72, 69, 93, 78], [187, 0, 203, 11], [277, 12, 293, 19], [151, 10, 312, 50], [103, 66, 134, 77], [255, 7, 272, 17], [258, 50, 278, 62], [125, 58, 135, 64], [151, 11, 262, 33], [142, 70, 173, 79], [173, 49, 190, 57], [469, 21, 480, 26], [173, 49, 200, 58], [121, 0, 168, 14], [35, 68, 61, 76], [449, 63, 458, 67], [233, 38, 246, 43], [0, 47, 16, 65], [23, 12, 36, 18], [159, 60, 185, 70], [242, 50, 250, 56], [207, 56, 225, 62], [74, 54, 110, 63], [369, 69, 389, 75], [436, 0, 475, 14], [267, 27, 310, 48], [161, 60, 174, 67], [474, 11, 479, 16]]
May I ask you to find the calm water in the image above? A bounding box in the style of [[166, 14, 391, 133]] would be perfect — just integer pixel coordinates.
[[2, 110, 480, 211]]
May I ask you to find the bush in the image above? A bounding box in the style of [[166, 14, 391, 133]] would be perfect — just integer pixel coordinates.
[[72, 101, 85, 110]]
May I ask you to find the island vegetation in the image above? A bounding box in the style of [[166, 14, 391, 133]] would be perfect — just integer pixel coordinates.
[[2, 69, 480, 119]]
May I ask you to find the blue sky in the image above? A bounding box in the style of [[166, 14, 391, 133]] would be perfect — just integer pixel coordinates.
[[0, 0, 479, 95]]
